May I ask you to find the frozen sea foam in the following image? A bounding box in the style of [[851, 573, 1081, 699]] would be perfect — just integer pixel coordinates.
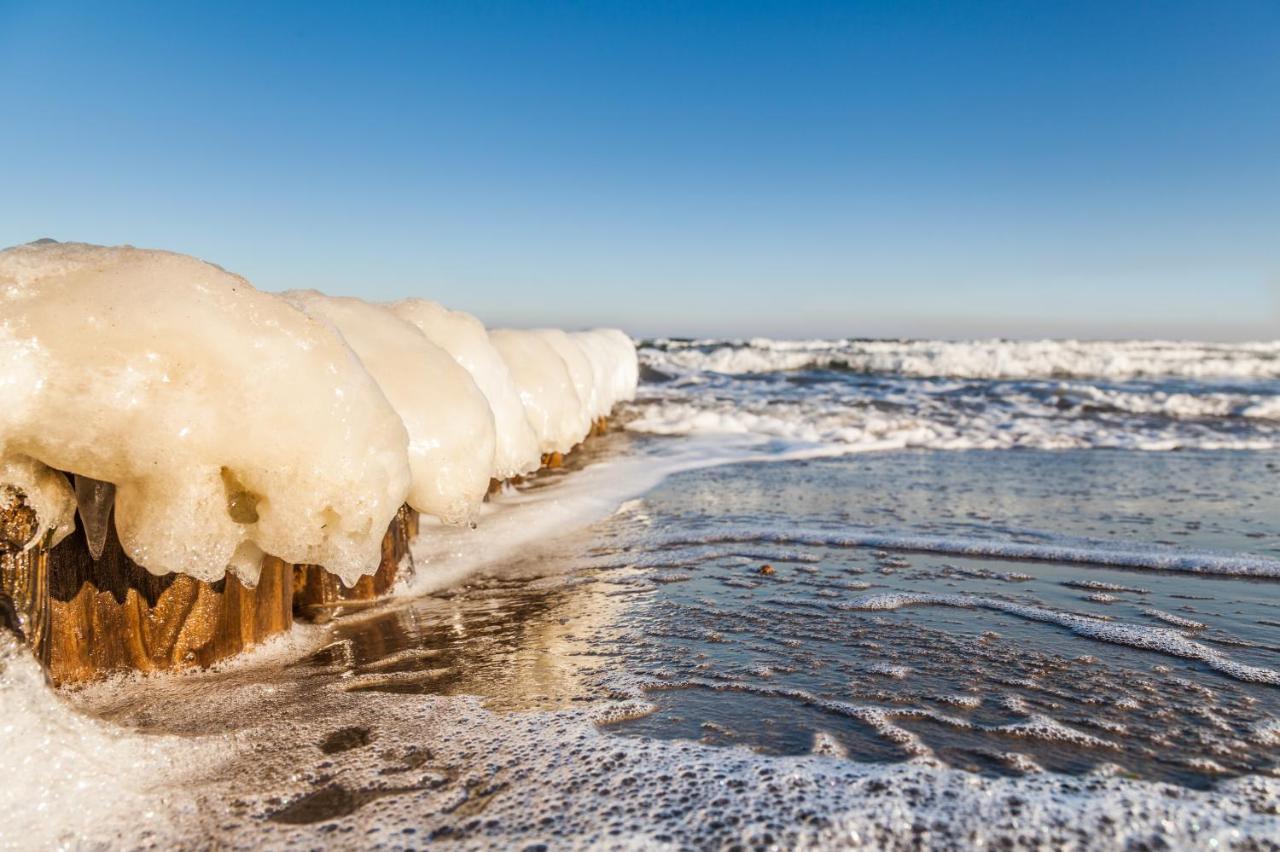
[[0, 242, 411, 585], [490, 329, 588, 455], [387, 298, 542, 478], [285, 291, 496, 524], [0, 241, 638, 584]]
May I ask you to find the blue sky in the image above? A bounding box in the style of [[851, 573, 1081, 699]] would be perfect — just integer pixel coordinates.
[[1, 1, 1276, 339]]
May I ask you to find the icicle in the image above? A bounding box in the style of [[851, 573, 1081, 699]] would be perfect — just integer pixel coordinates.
[[73, 475, 115, 561]]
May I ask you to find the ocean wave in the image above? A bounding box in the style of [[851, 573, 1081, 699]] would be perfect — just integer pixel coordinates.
[[625, 337, 1280, 451], [622, 397, 1280, 451], [643, 338, 1280, 381]]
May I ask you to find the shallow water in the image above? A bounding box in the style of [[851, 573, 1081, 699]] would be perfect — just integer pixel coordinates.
[[9, 338, 1280, 849], [34, 443, 1274, 848]]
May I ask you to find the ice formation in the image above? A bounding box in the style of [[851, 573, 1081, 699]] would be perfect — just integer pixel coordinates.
[[0, 241, 638, 584], [0, 454, 76, 550], [489, 329, 588, 454], [571, 329, 640, 418], [387, 299, 541, 478], [284, 291, 496, 523], [0, 242, 412, 584]]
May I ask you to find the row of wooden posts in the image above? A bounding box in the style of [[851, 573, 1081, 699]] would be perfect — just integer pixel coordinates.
[[0, 422, 601, 685]]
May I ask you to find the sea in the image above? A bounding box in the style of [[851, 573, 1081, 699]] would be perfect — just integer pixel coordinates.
[[5, 337, 1280, 850]]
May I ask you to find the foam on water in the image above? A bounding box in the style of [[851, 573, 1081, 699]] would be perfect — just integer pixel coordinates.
[[24, 645, 1280, 850], [643, 337, 1280, 380], [647, 527, 1280, 578], [0, 634, 224, 850], [840, 593, 1280, 685], [627, 337, 1280, 452]]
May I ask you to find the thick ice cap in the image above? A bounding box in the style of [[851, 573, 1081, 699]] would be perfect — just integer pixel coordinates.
[[570, 330, 638, 417], [489, 329, 586, 455], [0, 242, 412, 585], [599, 329, 639, 404], [387, 299, 541, 478], [532, 329, 595, 439], [285, 292, 496, 524]]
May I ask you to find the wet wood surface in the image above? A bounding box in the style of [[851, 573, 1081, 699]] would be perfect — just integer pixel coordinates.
[[2, 484, 419, 684]]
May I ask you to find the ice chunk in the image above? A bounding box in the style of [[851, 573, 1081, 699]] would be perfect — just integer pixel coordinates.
[[489, 329, 587, 455], [0, 454, 76, 550], [0, 242, 411, 584], [532, 329, 595, 439], [387, 299, 541, 478], [285, 291, 496, 524], [571, 329, 638, 418]]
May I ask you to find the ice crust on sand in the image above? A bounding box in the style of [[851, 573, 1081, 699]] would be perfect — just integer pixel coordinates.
[[0, 242, 411, 584], [388, 298, 542, 478], [285, 291, 496, 524], [0, 241, 638, 583]]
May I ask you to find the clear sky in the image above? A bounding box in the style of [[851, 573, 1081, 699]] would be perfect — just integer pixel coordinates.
[[1, 1, 1277, 340]]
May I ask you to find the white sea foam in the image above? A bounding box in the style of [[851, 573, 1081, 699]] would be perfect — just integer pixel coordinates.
[[643, 337, 1280, 381], [628, 337, 1280, 452], [0, 634, 225, 850], [19, 651, 1280, 849], [840, 593, 1280, 685], [651, 527, 1280, 579], [624, 393, 1280, 452]]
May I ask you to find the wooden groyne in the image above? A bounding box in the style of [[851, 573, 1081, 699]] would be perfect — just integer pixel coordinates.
[[0, 425, 607, 685]]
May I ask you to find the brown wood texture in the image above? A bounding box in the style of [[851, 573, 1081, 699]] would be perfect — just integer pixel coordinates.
[[43, 514, 297, 684], [1, 487, 50, 667], [2, 480, 419, 683], [293, 505, 418, 622]]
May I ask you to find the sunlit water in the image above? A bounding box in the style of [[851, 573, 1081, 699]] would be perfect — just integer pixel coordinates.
[[9, 338, 1280, 849]]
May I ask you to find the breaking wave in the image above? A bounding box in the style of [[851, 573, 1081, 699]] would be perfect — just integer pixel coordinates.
[[625, 337, 1280, 452]]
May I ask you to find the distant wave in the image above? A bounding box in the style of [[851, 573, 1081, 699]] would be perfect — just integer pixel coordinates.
[[624, 337, 1280, 452], [642, 338, 1280, 381]]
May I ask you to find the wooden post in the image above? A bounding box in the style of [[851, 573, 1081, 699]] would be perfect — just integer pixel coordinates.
[[2, 476, 419, 683], [1, 486, 50, 668], [292, 505, 418, 622], [42, 515, 296, 683]]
